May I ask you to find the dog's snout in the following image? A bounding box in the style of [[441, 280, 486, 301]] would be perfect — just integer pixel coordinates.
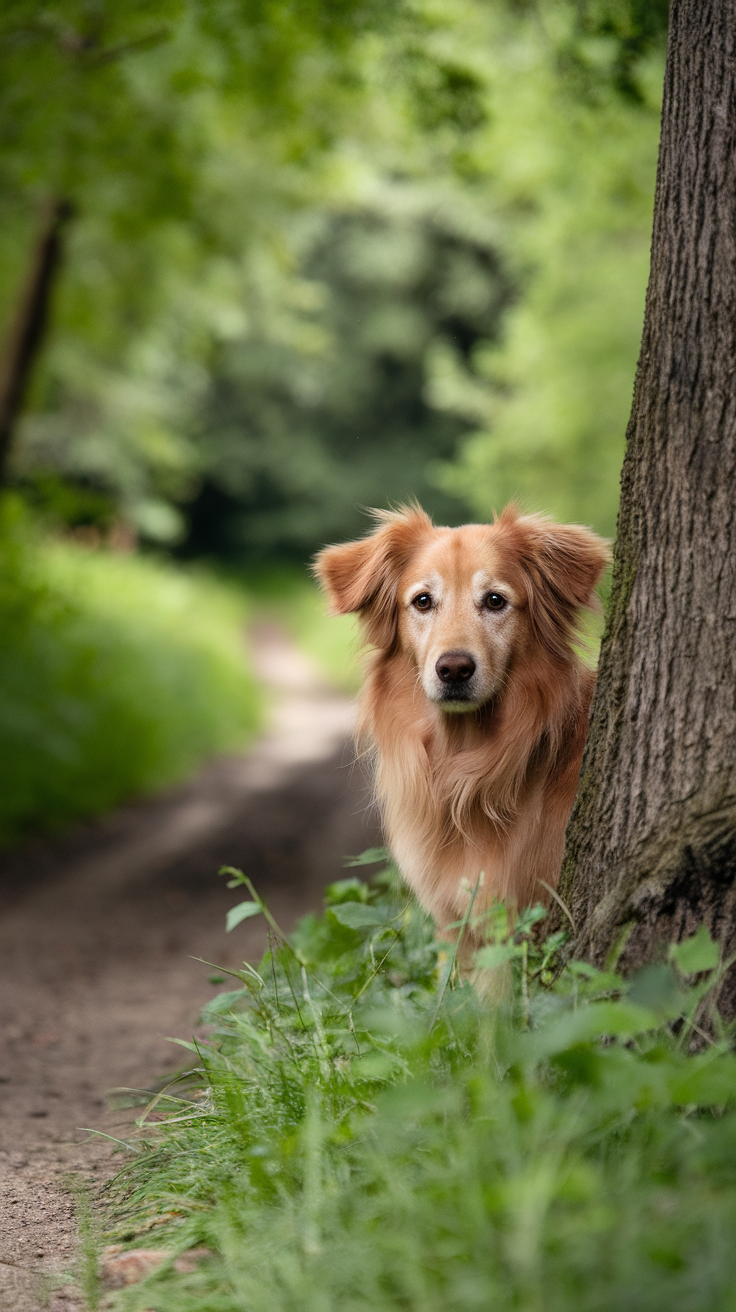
[[436, 651, 476, 683]]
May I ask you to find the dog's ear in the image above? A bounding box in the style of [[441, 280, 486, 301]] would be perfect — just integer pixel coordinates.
[[313, 506, 434, 649], [497, 508, 611, 661]]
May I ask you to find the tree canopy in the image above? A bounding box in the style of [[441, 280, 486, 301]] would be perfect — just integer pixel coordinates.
[[1, 0, 669, 558]]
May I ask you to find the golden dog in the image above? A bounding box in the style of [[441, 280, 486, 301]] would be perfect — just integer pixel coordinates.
[[314, 505, 609, 947]]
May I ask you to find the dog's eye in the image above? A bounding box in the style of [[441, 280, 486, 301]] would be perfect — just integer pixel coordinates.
[[413, 593, 433, 611], [484, 592, 507, 611]]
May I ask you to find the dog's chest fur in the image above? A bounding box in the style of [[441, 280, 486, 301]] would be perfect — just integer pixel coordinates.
[[360, 649, 592, 937]]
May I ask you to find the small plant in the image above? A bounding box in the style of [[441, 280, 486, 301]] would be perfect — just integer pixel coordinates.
[[101, 854, 736, 1311]]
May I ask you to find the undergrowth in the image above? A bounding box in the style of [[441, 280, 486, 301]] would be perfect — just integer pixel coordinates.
[[0, 498, 261, 845], [101, 853, 736, 1312]]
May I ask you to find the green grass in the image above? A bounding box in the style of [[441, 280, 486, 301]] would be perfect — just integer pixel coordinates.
[[100, 856, 736, 1312], [0, 499, 262, 846]]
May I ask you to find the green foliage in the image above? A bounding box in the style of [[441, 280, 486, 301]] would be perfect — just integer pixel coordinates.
[[0, 498, 261, 845], [1, 0, 405, 539], [181, 197, 507, 560], [102, 856, 736, 1311], [566, 0, 669, 101], [435, 4, 664, 538], [4, 0, 668, 563]]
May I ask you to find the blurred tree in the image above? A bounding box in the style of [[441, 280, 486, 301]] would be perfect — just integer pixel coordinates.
[[0, 199, 74, 479], [179, 191, 511, 560], [436, 1, 667, 539], [559, 0, 736, 1010], [2, 0, 506, 555], [1, 0, 670, 559], [0, 0, 397, 496], [561, 0, 669, 100]]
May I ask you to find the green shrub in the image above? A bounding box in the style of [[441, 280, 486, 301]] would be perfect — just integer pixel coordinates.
[[103, 857, 736, 1311], [0, 499, 261, 845]]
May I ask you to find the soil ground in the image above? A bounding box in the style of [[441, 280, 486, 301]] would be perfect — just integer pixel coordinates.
[[0, 627, 378, 1311]]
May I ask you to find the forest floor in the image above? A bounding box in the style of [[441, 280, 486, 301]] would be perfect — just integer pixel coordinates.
[[0, 626, 377, 1312]]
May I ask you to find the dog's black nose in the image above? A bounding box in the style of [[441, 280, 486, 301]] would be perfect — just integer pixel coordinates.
[[436, 651, 476, 683]]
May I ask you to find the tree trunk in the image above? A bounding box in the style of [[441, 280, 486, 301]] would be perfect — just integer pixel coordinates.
[[558, 0, 736, 1007], [0, 198, 73, 485]]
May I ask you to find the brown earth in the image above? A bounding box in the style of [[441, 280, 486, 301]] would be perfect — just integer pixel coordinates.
[[0, 627, 378, 1311]]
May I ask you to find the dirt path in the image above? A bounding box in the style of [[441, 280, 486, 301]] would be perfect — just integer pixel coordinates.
[[0, 626, 377, 1311]]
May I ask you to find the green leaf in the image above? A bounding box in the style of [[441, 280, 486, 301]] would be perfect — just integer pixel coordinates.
[[522, 1001, 661, 1062], [325, 877, 369, 905], [167, 1037, 201, 1053], [669, 1054, 736, 1106], [670, 926, 719, 974], [205, 988, 250, 1014], [567, 961, 600, 978], [379, 1081, 464, 1119], [353, 1050, 406, 1080], [220, 866, 248, 888], [628, 964, 684, 1019], [474, 942, 521, 969], [343, 847, 390, 867], [226, 900, 264, 932], [329, 902, 390, 929]]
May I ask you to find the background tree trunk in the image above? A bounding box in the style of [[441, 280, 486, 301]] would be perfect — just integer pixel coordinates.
[[0, 198, 73, 486], [558, 0, 736, 1006]]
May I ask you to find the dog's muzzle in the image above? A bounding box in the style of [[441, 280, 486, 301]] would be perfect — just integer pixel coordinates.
[[435, 650, 478, 707]]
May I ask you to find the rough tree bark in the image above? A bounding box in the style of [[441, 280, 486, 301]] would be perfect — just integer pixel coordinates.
[[558, 0, 736, 1005], [0, 198, 73, 486]]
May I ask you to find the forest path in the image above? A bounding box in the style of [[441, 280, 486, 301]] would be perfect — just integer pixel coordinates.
[[0, 626, 377, 1311]]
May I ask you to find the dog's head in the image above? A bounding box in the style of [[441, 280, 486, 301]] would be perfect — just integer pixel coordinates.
[[314, 505, 610, 713]]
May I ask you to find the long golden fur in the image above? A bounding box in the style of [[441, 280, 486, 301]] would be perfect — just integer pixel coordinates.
[[314, 505, 609, 948]]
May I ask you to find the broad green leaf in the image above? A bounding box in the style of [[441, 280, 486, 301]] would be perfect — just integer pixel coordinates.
[[329, 902, 389, 929], [226, 900, 263, 932], [670, 926, 719, 974], [522, 1001, 661, 1062], [669, 1054, 736, 1106], [628, 964, 685, 1019], [474, 942, 521, 969], [325, 877, 370, 905]]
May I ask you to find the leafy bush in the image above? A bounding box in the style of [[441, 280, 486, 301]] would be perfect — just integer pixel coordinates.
[[0, 500, 261, 845], [103, 855, 736, 1312]]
